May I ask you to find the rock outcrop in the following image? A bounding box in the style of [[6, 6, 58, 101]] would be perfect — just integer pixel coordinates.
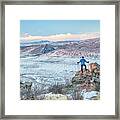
[[53, 62, 100, 100]]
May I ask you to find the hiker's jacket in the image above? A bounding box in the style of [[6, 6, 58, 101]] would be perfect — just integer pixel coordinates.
[[79, 58, 88, 65]]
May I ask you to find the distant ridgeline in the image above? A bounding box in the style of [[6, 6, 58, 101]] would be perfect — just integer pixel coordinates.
[[20, 38, 100, 58]]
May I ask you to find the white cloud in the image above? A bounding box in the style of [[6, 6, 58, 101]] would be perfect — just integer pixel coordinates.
[[21, 32, 100, 41]]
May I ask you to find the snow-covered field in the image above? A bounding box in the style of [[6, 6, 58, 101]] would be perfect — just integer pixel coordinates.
[[20, 55, 100, 86]]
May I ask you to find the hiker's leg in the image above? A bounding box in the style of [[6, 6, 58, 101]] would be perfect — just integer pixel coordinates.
[[84, 64, 87, 71], [81, 65, 83, 73]]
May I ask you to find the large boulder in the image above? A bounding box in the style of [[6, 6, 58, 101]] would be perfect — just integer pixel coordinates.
[[81, 90, 100, 100], [20, 82, 32, 91], [88, 62, 100, 74], [44, 93, 67, 100]]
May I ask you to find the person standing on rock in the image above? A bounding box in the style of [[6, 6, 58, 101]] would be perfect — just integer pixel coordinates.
[[77, 56, 89, 73]]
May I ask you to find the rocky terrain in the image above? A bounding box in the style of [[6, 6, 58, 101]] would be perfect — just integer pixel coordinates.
[[20, 62, 100, 100]]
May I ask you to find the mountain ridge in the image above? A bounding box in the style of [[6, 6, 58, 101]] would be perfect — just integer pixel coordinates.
[[20, 38, 100, 58]]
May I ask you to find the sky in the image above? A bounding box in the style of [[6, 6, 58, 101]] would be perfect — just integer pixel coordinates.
[[20, 20, 100, 40], [20, 20, 100, 36]]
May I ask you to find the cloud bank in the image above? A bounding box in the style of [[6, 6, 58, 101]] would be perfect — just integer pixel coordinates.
[[21, 32, 100, 41]]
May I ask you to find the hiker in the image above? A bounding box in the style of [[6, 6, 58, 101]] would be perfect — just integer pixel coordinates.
[[77, 56, 89, 73]]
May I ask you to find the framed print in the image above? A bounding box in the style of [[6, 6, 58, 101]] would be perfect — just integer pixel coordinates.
[[0, 0, 119, 119]]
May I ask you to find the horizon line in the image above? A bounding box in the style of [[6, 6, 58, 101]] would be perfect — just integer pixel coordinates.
[[21, 32, 100, 41]]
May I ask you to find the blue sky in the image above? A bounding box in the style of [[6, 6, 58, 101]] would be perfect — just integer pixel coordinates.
[[20, 20, 100, 36]]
